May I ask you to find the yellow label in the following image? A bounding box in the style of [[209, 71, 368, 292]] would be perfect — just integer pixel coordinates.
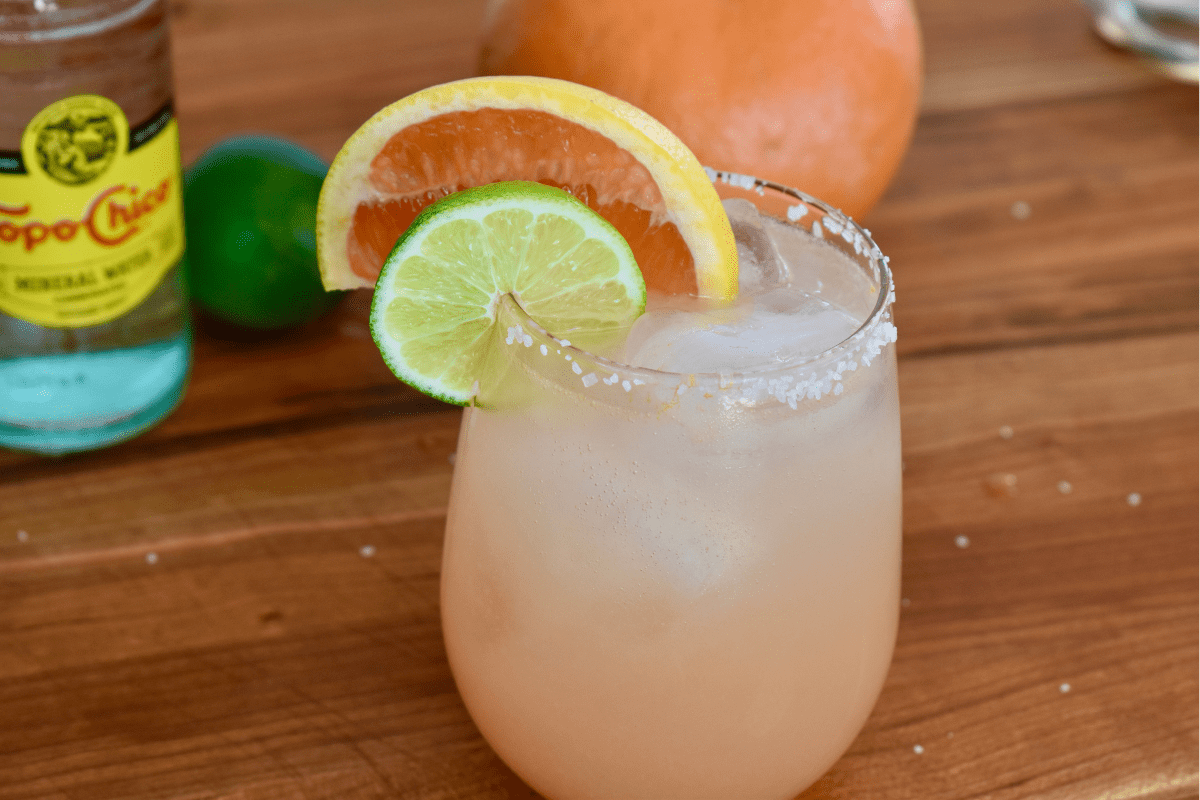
[[0, 95, 185, 328]]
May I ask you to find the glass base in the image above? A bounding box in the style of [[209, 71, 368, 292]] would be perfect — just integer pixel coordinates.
[[0, 327, 191, 456]]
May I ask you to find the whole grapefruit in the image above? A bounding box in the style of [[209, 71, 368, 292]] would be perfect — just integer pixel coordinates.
[[479, 0, 922, 219]]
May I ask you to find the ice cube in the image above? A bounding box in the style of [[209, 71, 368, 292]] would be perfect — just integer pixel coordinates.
[[723, 198, 783, 293], [623, 289, 861, 373]]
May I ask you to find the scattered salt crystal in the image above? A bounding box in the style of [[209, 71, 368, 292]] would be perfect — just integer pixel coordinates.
[[540, 344, 548, 356], [811, 220, 823, 239], [145, 552, 158, 565], [571, 362, 582, 375], [581, 373, 599, 387], [998, 424, 1014, 439], [359, 545, 376, 558], [1057, 480, 1073, 494], [1127, 492, 1142, 507], [622, 380, 632, 392], [1010, 201, 1032, 220], [985, 472, 1019, 497], [1059, 683, 1071, 693], [16, 530, 28, 542], [913, 744, 925, 755], [955, 535, 970, 549], [786, 204, 807, 221], [559, 339, 571, 347]]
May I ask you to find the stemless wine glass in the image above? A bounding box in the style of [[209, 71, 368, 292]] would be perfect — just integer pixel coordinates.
[[441, 175, 901, 800]]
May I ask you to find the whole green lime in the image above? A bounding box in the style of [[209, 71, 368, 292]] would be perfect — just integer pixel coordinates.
[[183, 135, 344, 329]]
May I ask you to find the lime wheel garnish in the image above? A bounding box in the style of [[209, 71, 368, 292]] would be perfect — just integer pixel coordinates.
[[369, 181, 645, 406]]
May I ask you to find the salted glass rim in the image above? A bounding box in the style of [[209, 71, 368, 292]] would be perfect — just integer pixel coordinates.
[[497, 171, 895, 388]]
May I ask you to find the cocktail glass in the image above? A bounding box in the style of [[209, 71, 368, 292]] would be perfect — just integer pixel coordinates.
[[441, 174, 901, 800]]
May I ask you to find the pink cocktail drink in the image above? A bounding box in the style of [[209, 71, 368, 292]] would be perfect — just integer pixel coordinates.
[[441, 175, 900, 799]]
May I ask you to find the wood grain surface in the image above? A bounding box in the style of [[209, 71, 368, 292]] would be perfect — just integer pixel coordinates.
[[1, 0, 1196, 798]]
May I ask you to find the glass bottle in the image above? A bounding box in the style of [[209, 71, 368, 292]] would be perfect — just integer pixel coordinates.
[[0, 0, 190, 455]]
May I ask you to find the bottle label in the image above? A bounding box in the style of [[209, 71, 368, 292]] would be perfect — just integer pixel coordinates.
[[0, 95, 185, 328]]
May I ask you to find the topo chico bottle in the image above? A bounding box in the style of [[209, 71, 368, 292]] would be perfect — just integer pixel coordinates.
[[0, 0, 190, 455]]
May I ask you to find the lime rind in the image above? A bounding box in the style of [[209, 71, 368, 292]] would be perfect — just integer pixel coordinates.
[[369, 181, 646, 406]]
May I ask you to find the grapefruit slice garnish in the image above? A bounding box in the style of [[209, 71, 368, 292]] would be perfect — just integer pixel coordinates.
[[317, 76, 737, 299]]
